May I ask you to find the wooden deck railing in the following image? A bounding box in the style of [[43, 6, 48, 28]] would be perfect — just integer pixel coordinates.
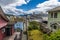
[[14, 34, 17, 40]]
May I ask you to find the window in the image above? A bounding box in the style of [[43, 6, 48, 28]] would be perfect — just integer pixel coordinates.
[[51, 12, 57, 18], [51, 12, 53, 18], [2, 28, 5, 33], [54, 12, 57, 18]]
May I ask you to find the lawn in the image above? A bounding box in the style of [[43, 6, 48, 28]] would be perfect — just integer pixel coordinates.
[[28, 30, 43, 40]]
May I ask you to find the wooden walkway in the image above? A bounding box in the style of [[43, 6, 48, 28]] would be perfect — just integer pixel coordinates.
[[22, 33, 27, 40], [3, 32, 20, 40]]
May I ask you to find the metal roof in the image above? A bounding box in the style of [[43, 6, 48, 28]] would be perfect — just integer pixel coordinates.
[[0, 6, 9, 22], [48, 6, 60, 12]]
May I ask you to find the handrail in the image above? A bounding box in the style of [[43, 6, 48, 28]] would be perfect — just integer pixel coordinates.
[[14, 34, 17, 40]]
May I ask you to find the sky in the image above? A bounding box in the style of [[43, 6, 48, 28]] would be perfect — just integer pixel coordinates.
[[0, 0, 60, 15], [16, 0, 48, 11]]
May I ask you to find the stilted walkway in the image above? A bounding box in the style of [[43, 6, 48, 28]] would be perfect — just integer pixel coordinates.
[[22, 33, 27, 40], [19, 30, 27, 40], [3, 32, 20, 40]]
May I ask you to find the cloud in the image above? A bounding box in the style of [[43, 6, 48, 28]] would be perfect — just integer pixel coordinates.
[[2, 6, 25, 15], [0, 0, 31, 15], [49, 0, 58, 1], [27, 0, 60, 14], [27, 7, 49, 14], [49, 0, 58, 2], [25, 0, 30, 3], [37, 1, 60, 8], [0, 0, 17, 6], [0, 0, 30, 6]]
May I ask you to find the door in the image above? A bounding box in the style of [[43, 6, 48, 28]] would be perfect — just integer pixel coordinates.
[[5, 28, 11, 36]]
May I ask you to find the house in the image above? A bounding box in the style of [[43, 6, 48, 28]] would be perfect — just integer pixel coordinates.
[[48, 6, 60, 31], [0, 6, 15, 40], [6, 22, 15, 36], [0, 6, 9, 40], [5, 14, 16, 22]]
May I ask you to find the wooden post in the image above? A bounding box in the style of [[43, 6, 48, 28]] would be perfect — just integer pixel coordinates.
[[25, 15, 28, 40]]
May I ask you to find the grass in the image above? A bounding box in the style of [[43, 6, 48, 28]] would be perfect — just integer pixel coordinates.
[[28, 30, 43, 40]]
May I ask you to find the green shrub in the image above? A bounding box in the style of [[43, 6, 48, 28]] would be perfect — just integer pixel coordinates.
[[43, 30, 60, 40], [28, 26, 32, 31], [32, 25, 38, 30], [43, 34, 49, 40], [23, 31, 27, 35], [28, 21, 40, 30]]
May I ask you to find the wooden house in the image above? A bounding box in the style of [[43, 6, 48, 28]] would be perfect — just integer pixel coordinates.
[[0, 6, 15, 40], [48, 6, 60, 31]]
